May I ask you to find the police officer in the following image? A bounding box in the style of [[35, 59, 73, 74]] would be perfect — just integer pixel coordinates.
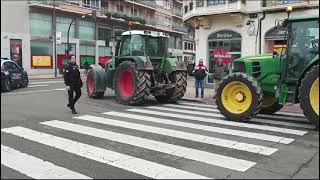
[[64, 55, 83, 114]]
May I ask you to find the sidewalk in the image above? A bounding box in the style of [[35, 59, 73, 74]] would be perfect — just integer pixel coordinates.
[[183, 77, 303, 114], [28, 72, 86, 80]]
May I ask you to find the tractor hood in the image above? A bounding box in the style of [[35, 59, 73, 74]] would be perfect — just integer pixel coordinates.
[[234, 54, 273, 62]]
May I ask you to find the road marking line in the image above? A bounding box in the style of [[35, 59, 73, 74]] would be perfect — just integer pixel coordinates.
[[2, 127, 209, 179], [29, 81, 64, 85], [42, 120, 256, 172], [147, 106, 225, 117], [250, 119, 314, 129], [128, 109, 306, 137], [27, 84, 50, 88], [75, 115, 278, 155], [104, 111, 284, 150], [179, 102, 217, 108], [163, 104, 308, 123], [7, 88, 65, 95], [1, 145, 91, 179], [275, 111, 305, 117]]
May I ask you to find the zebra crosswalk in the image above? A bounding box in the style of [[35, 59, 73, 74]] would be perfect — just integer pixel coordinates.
[[1, 101, 314, 179]]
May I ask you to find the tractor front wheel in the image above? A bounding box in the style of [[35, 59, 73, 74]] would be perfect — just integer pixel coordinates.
[[260, 95, 283, 114], [115, 61, 151, 105], [87, 69, 105, 99], [155, 71, 187, 103], [299, 64, 319, 129], [216, 73, 263, 122]]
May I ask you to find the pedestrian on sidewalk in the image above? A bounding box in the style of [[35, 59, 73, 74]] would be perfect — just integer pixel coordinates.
[[64, 55, 83, 114], [212, 58, 228, 99], [193, 59, 208, 98]]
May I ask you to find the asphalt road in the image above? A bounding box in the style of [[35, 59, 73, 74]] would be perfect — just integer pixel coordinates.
[[1, 78, 319, 179]]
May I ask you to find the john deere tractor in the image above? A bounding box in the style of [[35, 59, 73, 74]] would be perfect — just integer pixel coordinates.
[[216, 7, 319, 128], [86, 30, 187, 105]]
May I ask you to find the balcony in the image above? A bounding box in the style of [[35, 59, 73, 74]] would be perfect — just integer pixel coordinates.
[[262, 0, 318, 11], [124, 0, 157, 10], [183, 0, 247, 21]]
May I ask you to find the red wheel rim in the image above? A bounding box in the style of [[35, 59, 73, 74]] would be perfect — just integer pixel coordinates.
[[88, 74, 94, 96], [119, 70, 134, 97]]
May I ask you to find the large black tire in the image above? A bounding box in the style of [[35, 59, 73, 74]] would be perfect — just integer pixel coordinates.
[[87, 69, 105, 99], [114, 61, 151, 105], [299, 64, 319, 129], [260, 95, 283, 114], [2, 78, 11, 92], [155, 71, 187, 103], [216, 73, 263, 122]]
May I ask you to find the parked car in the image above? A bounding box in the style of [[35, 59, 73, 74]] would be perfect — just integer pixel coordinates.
[[1, 58, 28, 92]]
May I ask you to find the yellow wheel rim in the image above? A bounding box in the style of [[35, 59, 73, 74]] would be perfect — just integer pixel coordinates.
[[310, 78, 319, 116], [262, 95, 276, 108], [221, 81, 253, 114]]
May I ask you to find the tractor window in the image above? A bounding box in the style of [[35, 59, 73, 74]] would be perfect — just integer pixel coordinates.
[[286, 19, 319, 81], [145, 37, 168, 57], [120, 36, 131, 56], [130, 35, 145, 56]]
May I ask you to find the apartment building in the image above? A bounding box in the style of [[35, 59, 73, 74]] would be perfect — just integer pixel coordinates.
[[1, 0, 195, 75], [183, 0, 319, 84]]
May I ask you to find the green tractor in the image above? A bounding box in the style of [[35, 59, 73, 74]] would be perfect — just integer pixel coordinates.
[[216, 8, 319, 128], [86, 30, 187, 105]]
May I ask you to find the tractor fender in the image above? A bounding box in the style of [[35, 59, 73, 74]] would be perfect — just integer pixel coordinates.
[[294, 55, 319, 103], [163, 57, 187, 74], [117, 56, 154, 71], [89, 64, 107, 92]]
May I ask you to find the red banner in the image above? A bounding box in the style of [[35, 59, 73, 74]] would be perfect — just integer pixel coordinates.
[[212, 48, 232, 64]]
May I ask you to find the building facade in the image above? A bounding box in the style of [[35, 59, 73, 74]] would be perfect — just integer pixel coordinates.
[[1, 0, 195, 75], [183, 0, 319, 84]]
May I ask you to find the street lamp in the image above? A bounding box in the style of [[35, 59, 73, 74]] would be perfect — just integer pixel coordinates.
[[66, 10, 97, 57]]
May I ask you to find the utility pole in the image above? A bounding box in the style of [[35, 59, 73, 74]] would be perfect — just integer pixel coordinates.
[[53, 0, 57, 77]]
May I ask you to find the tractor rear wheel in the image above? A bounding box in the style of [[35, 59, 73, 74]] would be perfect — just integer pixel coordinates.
[[115, 61, 151, 105], [87, 69, 105, 99], [260, 95, 283, 114], [155, 71, 187, 103], [216, 73, 263, 122], [299, 64, 319, 129]]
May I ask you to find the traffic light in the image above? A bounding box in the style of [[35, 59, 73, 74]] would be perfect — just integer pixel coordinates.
[[92, 10, 97, 22]]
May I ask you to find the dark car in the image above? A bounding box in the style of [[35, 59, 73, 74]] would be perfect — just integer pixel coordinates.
[[1, 58, 28, 92]]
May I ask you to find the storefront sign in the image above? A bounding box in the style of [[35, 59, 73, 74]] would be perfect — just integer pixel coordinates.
[[265, 27, 287, 40], [213, 48, 232, 64], [209, 30, 241, 40], [32, 55, 52, 67]]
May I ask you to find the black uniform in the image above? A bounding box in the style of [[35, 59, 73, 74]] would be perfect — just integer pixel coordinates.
[[64, 62, 83, 112]]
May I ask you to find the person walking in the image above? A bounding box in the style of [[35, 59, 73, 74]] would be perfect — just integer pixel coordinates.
[[212, 58, 228, 99], [193, 59, 208, 98], [64, 55, 83, 114]]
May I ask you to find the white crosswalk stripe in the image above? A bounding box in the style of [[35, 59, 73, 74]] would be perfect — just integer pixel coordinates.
[[128, 109, 306, 137], [103, 111, 285, 148], [162, 104, 312, 129], [2, 127, 209, 179], [41, 120, 256, 172], [1, 101, 312, 179], [1, 145, 91, 179], [75, 115, 277, 155]]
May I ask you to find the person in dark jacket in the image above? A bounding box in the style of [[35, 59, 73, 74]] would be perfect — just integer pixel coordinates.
[[64, 55, 83, 114], [193, 59, 208, 98]]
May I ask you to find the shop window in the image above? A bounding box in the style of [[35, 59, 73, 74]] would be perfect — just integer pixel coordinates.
[[79, 20, 94, 40], [29, 12, 52, 36], [98, 27, 112, 42], [30, 41, 53, 69], [56, 16, 75, 39], [80, 44, 95, 69]]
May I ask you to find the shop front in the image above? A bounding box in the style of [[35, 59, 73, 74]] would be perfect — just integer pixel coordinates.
[[264, 26, 287, 54], [207, 30, 242, 84]]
